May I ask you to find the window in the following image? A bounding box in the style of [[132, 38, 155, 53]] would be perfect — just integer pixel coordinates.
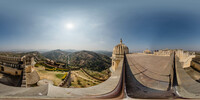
[[1, 67, 4, 71], [15, 71, 18, 75]]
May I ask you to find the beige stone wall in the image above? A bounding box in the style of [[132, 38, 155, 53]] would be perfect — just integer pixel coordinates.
[[26, 70, 40, 85], [176, 50, 195, 68], [111, 60, 120, 71], [0, 65, 22, 75], [0, 56, 22, 62], [191, 61, 200, 71], [154, 49, 195, 68], [154, 50, 172, 56], [25, 65, 34, 73]]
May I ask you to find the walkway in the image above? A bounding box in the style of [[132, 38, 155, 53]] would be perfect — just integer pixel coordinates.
[[125, 54, 174, 98]]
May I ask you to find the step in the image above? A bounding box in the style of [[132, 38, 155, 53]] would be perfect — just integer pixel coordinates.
[[21, 84, 26, 87], [22, 80, 26, 84]]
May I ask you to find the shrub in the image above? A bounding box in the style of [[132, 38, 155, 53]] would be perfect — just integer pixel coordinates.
[[35, 63, 40, 67], [56, 74, 65, 79], [61, 72, 68, 80]]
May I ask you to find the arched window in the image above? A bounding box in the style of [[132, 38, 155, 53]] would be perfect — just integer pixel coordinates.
[[113, 62, 114, 66], [15, 71, 18, 75]]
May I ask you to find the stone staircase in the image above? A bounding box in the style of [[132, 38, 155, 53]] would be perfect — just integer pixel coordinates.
[[21, 69, 27, 87]]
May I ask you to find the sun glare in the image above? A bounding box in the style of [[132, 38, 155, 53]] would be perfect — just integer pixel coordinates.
[[65, 23, 74, 29]]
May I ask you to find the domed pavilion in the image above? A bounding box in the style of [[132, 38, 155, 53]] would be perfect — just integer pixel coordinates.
[[111, 39, 129, 71]]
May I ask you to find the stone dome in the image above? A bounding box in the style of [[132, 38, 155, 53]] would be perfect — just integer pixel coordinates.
[[112, 39, 129, 56], [111, 39, 129, 71]]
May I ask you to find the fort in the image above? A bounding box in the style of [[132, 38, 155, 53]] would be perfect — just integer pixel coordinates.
[[0, 55, 39, 87], [0, 39, 199, 99]]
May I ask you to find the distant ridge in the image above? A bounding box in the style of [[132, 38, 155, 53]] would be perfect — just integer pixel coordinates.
[[42, 50, 111, 71], [68, 50, 111, 71]]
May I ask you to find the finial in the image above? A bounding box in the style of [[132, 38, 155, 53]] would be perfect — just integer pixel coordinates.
[[120, 38, 122, 44]]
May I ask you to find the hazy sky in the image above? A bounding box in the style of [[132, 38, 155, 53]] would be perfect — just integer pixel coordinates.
[[0, 0, 200, 51]]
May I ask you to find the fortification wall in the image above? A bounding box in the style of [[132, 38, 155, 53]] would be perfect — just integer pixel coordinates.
[[0, 65, 22, 75]]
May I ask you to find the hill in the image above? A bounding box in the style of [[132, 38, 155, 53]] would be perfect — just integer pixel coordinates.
[[41, 49, 70, 63], [68, 50, 111, 71], [93, 50, 112, 57], [42, 50, 111, 71]]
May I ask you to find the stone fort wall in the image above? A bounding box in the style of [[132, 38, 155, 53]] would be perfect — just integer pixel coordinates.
[[0, 65, 22, 75]]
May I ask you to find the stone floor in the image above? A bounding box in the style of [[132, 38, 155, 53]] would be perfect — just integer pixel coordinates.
[[125, 54, 174, 99]]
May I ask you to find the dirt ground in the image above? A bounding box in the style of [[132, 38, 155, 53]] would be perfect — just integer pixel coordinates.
[[70, 70, 101, 88], [35, 66, 65, 86]]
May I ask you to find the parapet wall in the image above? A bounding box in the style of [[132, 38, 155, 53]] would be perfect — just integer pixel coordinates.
[[154, 49, 173, 56]]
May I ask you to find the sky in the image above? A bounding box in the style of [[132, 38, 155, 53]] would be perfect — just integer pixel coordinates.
[[0, 0, 200, 51]]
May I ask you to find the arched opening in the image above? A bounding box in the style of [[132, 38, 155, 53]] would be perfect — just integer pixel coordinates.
[[15, 71, 18, 75], [1, 67, 4, 71]]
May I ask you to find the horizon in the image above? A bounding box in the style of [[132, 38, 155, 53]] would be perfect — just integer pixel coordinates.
[[1, 0, 200, 51], [0, 48, 199, 54]]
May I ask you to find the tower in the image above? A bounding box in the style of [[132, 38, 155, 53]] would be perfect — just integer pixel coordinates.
[[111, 39, 129, 71]]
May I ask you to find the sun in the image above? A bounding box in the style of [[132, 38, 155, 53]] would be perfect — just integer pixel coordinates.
[[65, 23, 74, 29]]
